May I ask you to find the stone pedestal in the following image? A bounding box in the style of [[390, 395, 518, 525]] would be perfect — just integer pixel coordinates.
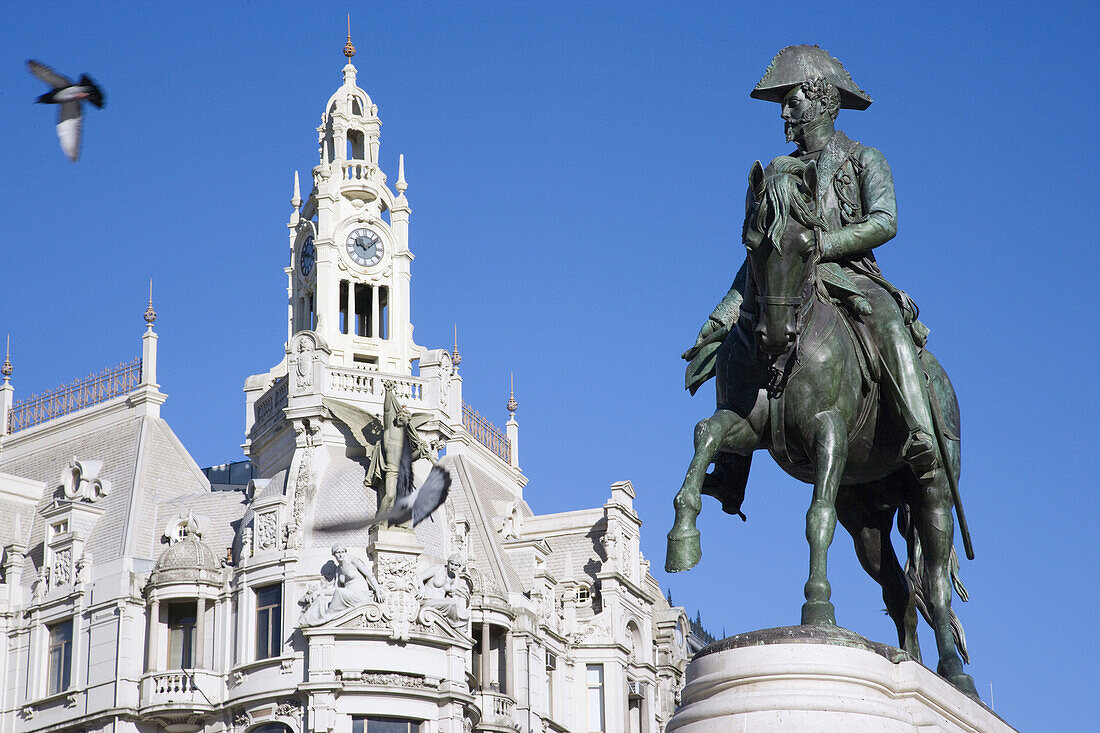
[[668, 626, 1017, 733]]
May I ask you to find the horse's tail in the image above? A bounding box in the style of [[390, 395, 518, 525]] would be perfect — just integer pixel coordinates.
[[899, 506, 971, 664]]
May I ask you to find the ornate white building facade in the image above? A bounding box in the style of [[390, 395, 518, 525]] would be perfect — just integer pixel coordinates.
[[0, 48, 693, 733]]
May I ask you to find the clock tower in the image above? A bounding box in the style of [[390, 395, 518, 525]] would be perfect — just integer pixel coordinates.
[[288, 54, 416, 373], [243, 44, 463, 485]]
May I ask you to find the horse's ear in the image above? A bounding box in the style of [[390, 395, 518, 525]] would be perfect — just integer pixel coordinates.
[[803, 160, 818, 197], [749, 160, 765, 195]]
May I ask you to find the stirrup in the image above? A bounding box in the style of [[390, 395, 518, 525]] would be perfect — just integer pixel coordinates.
[[903, 428, 938, 485]]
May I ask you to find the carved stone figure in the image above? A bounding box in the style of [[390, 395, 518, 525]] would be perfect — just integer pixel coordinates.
[[299, 543, 385, 626], [240, 527, 253, 559], [293, 335, 313, 389], [367, 380, 434, 520], [667, 46, 977, 699], [75, 553, 91, 585], [418, 554, 470, 627]]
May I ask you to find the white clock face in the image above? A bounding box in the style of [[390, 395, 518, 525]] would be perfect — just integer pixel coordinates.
[[346, 227, 384, 267]]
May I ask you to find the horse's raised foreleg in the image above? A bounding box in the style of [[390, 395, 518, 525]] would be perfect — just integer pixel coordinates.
[[667, 409, 749, 573], [911, 479, 979, 699], [802, 411, 848, 625]]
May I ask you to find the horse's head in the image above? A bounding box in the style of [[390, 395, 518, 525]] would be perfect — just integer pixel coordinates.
[[743, 156, 824, 356]]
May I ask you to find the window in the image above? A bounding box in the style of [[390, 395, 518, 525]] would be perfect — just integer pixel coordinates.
[[339, 281, 349, 334], [255, 584, 282, 660], [586, 664, 605, 732], [545, 651, 557, 718], [47, 619, 73, 695], [378, 286, 389, 340], [167, 601, 197, 669], [347, 129, 365, 159], [471, 623, 508, 693], [352, 716, 418, 733], [354, 283, 371, 336]]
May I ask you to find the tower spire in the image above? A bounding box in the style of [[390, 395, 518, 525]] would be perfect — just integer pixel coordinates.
[[2, 335, 11, 380], [140, 279, 159, 388], [505, 372, 519, 470], [292, 170, 302, 209], [0, 334, 12, 437], [144, 279, 157, 329], [396, 153, 407, 194], [344, 14, 356, 61], [452, 325, 462, 367]]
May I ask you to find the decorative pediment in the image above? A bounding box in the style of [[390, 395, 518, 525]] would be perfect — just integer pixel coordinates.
[[302, 599, 470, 644]]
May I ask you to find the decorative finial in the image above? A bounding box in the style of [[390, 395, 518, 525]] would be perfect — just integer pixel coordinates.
[[2, 334, 12, 379], [507, 372, 517, 414], [292, 170, 302, 209], [144, 280, 157, 327], [344, 14, 356, 61], [452, 325, 462, 366], [396, 154, 407, 194]]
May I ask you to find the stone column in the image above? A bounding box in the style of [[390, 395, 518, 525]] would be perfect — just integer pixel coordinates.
[[146, 599, 160, 672], [480, 622, 491, 691], [347, 280, 356, 336], [194, 596, 206, 669], [371, 284, 380, 339]]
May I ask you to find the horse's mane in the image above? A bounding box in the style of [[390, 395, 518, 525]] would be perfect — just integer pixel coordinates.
[[747, 156, 827, 252]]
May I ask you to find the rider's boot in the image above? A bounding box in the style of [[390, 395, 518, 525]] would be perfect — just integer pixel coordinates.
[[880, 332, 939, 485]]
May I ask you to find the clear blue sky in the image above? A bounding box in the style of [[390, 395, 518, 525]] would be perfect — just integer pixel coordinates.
[[2, 1, 1096, 728]]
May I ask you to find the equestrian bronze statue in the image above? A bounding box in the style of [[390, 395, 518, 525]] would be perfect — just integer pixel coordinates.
[[665, 45, 977, 698]]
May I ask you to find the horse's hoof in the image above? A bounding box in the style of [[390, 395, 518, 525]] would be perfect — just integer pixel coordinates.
[[946, 672, 980, 700], [801, 600, 836, 626], [666, 529, 701, 573], [938, 658, 980, 700]]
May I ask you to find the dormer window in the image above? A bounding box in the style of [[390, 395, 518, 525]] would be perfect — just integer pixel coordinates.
[[50, 520, 68, 538]]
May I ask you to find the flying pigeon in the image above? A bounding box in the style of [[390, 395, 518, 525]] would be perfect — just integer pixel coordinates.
[[317, 441, 452, 533], [374, 440, 452, 527], [27, 60, 105, 161]]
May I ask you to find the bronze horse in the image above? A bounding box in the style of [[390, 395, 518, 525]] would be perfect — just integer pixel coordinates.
[[666, 155, 977, 697]]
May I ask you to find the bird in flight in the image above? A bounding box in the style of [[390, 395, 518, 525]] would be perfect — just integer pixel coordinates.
[[317, 440, 452, 533], [374, 440, 452, 527], [27, 60, 105, 161]]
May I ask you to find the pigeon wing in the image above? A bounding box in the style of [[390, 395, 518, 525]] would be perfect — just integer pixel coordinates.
[[56, 102, 82, 161], [27, 60, 71, 89], [411, 465, 451, 526]]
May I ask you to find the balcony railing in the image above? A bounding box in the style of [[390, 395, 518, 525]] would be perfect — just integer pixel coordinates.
[[140, 669, 221, 712], [328, 367, 425, 403], [462, 402, 511, 463], [477, 690, 517, 727], [6, 357, 142, 433], [342, 160, 378, 183]]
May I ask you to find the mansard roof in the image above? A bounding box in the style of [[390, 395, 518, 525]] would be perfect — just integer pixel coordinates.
[[0, 402, 209, 587]]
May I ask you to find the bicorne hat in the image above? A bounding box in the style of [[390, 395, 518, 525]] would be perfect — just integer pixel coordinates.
[[752, 45, 872, 110]]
